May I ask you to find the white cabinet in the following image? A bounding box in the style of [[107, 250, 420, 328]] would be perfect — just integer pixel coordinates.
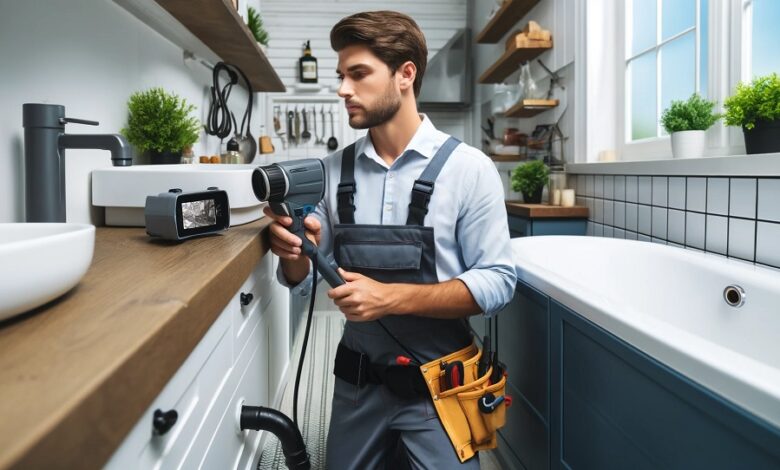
[[105, 254, 290, 470]]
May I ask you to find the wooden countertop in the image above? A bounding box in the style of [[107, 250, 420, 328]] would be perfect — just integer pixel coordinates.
[[506, 201, 589, 218], [0, 219, 272, 470]]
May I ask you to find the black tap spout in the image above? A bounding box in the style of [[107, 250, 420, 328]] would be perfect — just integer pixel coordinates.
[[58, 133, 133, 167]]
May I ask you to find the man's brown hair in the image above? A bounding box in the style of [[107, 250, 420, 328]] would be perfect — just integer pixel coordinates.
[[330, 11, 428, 97]]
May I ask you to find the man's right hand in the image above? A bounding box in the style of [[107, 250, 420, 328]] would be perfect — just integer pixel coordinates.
[[263, 206, 322, 284]]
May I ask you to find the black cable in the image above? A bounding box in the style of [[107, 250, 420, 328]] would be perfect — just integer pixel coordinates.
[[205, 63, 236, 139], [293, 254, 318, 428]]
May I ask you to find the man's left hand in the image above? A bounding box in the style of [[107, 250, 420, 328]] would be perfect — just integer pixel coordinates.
[[328, 269, 397, 322]]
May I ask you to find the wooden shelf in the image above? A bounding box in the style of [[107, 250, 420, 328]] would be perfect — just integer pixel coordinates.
[[116, 0, 285, 92], [478, 39, 552, 84], [505, 99, 559, 118], [476, 0, 541, 44], [490, 154, 526, 162]]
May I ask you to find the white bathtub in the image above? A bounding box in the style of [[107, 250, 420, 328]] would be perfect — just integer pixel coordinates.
[[511, 236, 780, 429]]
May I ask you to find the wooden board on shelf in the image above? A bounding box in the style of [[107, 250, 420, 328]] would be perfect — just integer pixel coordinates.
[[476, 0, 541, 44], [505, 99, 559, 118], [478, 38, 552, 84], [152, 0, 285, 92]]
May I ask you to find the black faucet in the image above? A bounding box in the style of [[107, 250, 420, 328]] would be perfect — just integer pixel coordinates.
[[23, 103, 133, 222]]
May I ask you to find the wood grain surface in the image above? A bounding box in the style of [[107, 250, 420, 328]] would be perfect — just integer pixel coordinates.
[[505, 201, 589, 218], [0, 219, 271, 469]]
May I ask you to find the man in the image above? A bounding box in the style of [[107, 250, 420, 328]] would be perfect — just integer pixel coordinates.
[[264, 10, 516, 469]]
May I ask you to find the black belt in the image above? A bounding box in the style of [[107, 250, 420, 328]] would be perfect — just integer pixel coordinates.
[[333, 343, 429, 399]]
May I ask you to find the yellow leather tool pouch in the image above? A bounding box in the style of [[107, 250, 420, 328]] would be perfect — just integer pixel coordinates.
[[419, 342, 508, 463]]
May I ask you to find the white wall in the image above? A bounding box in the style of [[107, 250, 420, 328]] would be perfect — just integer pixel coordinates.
[[0, 0, 261, 224]]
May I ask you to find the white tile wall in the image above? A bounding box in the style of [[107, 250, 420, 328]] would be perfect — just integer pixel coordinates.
[[569, 173, 780, 269]]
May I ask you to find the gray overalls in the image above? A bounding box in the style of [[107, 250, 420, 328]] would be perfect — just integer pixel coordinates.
[[326, 137, 481, 469]]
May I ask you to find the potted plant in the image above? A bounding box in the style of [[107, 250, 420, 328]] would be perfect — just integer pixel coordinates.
[[660, 93, 720, 159], [122, 88, 200, 164], [724, 73, 780, 154], [247, 6, 269, 53], [511, 160, 549, 204]]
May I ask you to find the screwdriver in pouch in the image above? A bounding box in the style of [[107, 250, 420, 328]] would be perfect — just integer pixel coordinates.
[[444, 360, 464, 390], [478, 335, 491, 378]]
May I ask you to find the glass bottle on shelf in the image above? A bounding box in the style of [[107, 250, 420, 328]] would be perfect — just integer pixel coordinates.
[[299, 40, 318, 83]]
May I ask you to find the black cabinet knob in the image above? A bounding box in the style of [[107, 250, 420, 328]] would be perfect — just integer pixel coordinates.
[[152, 409, 178, 436], [240, 292, 254, 306]]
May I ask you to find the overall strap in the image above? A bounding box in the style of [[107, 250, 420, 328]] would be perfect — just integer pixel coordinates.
[[337, 143, 357, 224], [406, 136, 462, 226]]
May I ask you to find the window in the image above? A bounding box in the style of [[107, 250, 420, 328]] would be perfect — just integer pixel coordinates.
[[625, 0, 709, 142], [743, 0, 780, 79]]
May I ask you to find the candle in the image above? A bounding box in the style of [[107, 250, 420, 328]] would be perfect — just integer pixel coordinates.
[[552, 189, 562, 206], [561, 189, 575, 207]]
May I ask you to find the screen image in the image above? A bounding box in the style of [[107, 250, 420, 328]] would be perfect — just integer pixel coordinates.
[[182, 199, 216, 229]]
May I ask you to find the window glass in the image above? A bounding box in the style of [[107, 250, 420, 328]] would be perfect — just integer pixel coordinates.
[[662, 0, 696, 40], [661, 31, 696, 120], [751, 0, 780, 77], [632, 0, 657, 56], [630, 52, 657, 140]]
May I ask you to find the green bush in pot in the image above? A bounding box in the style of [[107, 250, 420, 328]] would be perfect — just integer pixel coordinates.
[[121, 88, 200, 164], [511, 160, 549, 204], [660, 93, 720, 158], [247, 6, 269, 48], [724, 73, 780, 154]]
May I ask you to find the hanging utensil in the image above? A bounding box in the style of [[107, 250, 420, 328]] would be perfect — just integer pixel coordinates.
[[320, 106, 327, 146], [301, 108, 311, 143], [313, 107, 323, 145], [273, 106, 286, 150], [327, 108, 338, 151], [294, 106, 301, 146], [286, 108, 294, 146]]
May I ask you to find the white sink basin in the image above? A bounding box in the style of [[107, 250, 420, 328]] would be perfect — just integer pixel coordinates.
[[0, 223, 95, 322], [92, 164, 265, 227]]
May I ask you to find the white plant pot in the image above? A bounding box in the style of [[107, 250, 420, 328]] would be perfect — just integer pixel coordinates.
[[670, 130, 706, 159]]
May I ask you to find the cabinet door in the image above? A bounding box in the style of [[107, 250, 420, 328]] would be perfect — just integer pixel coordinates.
[[508, 215, 532, 237], [496, 282, 550, 470]]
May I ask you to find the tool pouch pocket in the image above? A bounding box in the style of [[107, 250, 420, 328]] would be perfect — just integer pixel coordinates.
[[420, 342, 509, 463], [455, 373, 507, 447]]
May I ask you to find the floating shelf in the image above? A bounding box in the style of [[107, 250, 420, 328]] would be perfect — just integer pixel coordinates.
[[490, 154, 526, 162], [116, 0, 285, 92], [476, 0, 541, 44], [505, 99, 559, 118], [478, 39, 552, 84]]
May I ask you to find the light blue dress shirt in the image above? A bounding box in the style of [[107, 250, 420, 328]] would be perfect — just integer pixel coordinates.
[[278, 116, 517, 316]]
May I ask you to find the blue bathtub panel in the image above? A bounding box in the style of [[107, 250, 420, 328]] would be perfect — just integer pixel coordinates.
[[553, 301, 780, 469], [498, 282, 550, 420], [498, 379, 549, 470], [531, 219, 587, 236]]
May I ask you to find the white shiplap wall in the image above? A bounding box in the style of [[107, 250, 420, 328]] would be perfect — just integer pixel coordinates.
[[255, 0, 468, 163]]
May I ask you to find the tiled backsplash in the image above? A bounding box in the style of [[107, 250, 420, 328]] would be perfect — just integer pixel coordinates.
[[567, 174, 780, 269]]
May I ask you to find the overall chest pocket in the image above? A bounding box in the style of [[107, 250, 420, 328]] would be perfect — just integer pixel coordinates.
[[338, 240, 422, 271]]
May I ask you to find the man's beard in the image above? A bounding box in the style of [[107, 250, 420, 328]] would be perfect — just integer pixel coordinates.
[[348, 84, 402, 129]]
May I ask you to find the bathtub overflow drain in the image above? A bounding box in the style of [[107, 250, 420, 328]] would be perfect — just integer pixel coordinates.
[[723, 285, 746, 307]]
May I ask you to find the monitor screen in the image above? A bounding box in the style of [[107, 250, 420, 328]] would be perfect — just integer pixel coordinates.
[[181, 199, 216, 229]]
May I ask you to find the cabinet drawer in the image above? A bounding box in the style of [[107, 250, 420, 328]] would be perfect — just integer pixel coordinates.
[[232, 254, 275, 358], [181, 308, 269, 469], [105, 304, 233, 470]]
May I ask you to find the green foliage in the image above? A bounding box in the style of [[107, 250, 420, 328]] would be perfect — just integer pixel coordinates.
[[511, 160, 550, 195], [121, 88, 200, 155], [724, 73, 780, 129], [660, 93, 720, 133], [247, 6, 269, 46]]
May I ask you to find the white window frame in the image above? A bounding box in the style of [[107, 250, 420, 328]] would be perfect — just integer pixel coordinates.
[[581, 0, 754, 163]]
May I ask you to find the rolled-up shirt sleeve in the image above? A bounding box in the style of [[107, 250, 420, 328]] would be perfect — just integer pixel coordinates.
[[455, 159, 517, 317]]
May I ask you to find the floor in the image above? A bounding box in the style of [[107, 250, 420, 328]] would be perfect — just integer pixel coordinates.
[[258, 295, 504, 469]]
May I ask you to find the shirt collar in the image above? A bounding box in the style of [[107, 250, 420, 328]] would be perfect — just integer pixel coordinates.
[[356, 114, 444, 166]]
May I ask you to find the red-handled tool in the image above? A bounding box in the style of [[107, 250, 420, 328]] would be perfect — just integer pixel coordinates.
[[444, 360, 464, 390]]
